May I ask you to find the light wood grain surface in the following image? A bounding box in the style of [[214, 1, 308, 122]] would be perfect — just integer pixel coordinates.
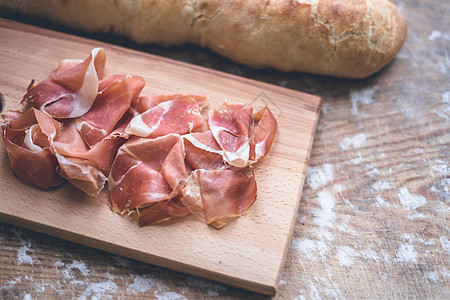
[[1, 0, 449, 298]]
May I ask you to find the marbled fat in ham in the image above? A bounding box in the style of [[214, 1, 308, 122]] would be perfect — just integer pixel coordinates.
[[125, 95, 204, 138]]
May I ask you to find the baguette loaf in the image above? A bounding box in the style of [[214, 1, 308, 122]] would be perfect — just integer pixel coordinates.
[[0, 0, 407, 79]]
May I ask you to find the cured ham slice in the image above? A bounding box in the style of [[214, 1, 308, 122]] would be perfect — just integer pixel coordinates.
[[183, 130, 227, 171], [23, 48, 106, 118], [108, 134, 187, 218], [53, 116, 129, 196], [138, 197, 190, 226], [209, 103, 278, 167], [250, 107, 278, 162], [76, 75, 145, 147], [208, 103, 253, 168], [125, 95, 204, 138], [132, 94, 207, 114], [1, 108, 64, 188], [181, 168, 257, 228]]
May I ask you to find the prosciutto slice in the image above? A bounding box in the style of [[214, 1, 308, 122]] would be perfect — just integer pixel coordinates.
[[138, 197, 190, 226], [208, 103, 278, 167], [76, 75, 145, 147], [125, 95, 204, 138], [53, 117, 128, 196], [249, 107, 278, 162], [183, 130, 227, 171], [23, 48, 106, 118], [208, 103, 253, 168], [1, 108, 64, 188], [132, 94, 207, 114], [181, 168, 257, 228], [108, 134, 188, 217]]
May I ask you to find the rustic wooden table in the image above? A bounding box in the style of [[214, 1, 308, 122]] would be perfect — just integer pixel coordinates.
[[1, 0, 448, 298]]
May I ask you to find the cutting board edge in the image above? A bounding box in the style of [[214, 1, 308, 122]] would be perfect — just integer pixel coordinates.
[[0, 211, 277, 296], [273, 97, 322, 291]]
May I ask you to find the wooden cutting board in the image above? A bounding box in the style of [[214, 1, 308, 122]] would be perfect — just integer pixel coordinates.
[[0, 18, 321, 295]]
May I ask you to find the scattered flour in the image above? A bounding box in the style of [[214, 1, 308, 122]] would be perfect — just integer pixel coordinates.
[[336, 246, 359, 267], [430, 162, 449, 176], [350, 153, 363, 164], [350, 86, 377, 115], [402, 233, 434, 246], [313, 191, 336, 241], [441, 268, 450, 278], [293, 238, 328, 261], [362, 247, 380, 262], [440, 237, 450, 254], [432, 109, 449, 121], [56, 260, 90, 280], [407, 213, 426, 221], [395, 243, 418, 263], [306, 163, 334, 190], [6, 276, 22, 288], [23, 293, 32, 300], [308, 281, 321, 300], [397, 187, 427, 210], [375, 195, 390, 207], [438, 61, 447, 74], [336, 217, 357, 234], [424, 271, 440, 283], [79, 280, 118, 300], [155, 291, 186, 300], [69, 261, 90, 276], [127, 274, 154, 294], [315, 275, 343, 299], [373, 180, 390, 191], [340, 134, 367, 150], [443, 91, 450, 103], [17, 242, 33, 265], [368, 167, 381, 176], [428, 30, 442, 41]]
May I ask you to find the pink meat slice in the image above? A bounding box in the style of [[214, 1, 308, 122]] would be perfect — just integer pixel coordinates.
[[53, 117, 128, 196], [132, 94, 207, 114], [209, 103, 278, 167], [138, 197, 190, 226], [1, 108, 64, 188], [208, 103, 253, 168], [125, 96, 204, 138], [108, 134, 189, 220], [76, 74, 145, 147], [249, 107, 278, 162], [181, 168, 257, 228], [183, 130, 227, 171], [22, 48, 106, 118]]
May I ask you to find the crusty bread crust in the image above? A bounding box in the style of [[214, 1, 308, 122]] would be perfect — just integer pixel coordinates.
[[0, 0, 407, 78]]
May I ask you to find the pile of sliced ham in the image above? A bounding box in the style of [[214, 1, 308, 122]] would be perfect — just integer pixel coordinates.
[[1, 48, 277, 228]]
